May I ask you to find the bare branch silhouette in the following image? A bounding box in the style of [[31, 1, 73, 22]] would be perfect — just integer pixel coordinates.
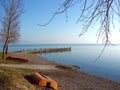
[[39, 0, 120, 59]]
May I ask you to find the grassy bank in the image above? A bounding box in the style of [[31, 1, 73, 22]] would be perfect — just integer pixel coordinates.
[[0, 67, 38, 90], [0, 52, 39, 90], [0, 52, 18, 64]]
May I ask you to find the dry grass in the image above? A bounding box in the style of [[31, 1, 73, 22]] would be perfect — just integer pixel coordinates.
[[0, 52, 22, 64], [0, 67, 40, 90], [0, 59, 20, 64]]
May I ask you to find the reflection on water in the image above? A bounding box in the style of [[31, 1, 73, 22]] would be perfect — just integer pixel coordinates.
[[39, 44, 120, 82]]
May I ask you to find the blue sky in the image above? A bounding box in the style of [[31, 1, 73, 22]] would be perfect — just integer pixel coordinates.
[[18, 0, 120, 44]]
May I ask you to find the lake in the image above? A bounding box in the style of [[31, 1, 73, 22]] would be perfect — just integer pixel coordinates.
[[0, 44, 120, 82]]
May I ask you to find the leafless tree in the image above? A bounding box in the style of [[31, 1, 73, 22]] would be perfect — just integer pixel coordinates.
[[41, 0, 120, 45], [39, 0, 120, 60], [0, 0, 23, 59]]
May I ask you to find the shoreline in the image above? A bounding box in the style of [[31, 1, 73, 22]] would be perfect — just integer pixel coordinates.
[[8, 52, 120, 90]]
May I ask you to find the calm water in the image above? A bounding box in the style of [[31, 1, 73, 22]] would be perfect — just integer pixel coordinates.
[[0, 44, 120, 82]]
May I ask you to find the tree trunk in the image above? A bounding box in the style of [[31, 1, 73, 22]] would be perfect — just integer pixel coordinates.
[[5, 43, 8, 55], [2, 38, 9, 59]]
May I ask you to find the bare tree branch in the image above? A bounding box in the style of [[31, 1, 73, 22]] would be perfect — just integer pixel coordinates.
[[38, 0, 120, 60], [40, 0, 120, 45]]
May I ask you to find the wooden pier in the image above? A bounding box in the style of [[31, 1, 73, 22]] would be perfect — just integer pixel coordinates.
[[17, 47, 71, 54]]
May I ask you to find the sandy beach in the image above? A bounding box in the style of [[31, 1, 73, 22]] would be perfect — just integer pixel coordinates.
[[4, 52, 120, 90]]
